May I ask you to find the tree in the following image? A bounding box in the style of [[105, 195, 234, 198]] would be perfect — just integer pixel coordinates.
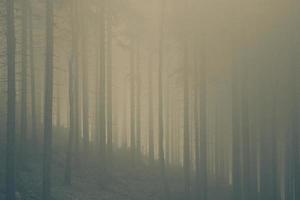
[[106, 0, 113, 166], [232, 57, 241, 200], [43, 0, 54, 198], [129, 40, 136, 165], [194, 46, 200, 199], [183, 25, 190, 200], [28, 0, 37, 146], [157, 0, 170, 198], [148, 53, 154, 164], [98, 0, 107, 170], [5, 0, 16, 199], [20, 0, 28, 166], [81, 0, 89, 158], [136, 42, 142, 161], [65, 56, 75, 185], [64, 0, 78, 185]]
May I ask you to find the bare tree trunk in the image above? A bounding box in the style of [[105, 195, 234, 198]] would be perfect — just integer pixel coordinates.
[[158, 0, 170, 198], [199, 41, 208, 200], [194, 47, 200, 198], [64, 0, 79, 184], [56, 84, 60, 128], [28, 2, 37, 146], [165, 83, 170, 166], [65, 56, 75, 185], [99, 0, 107, 170], [290, 61, 299, 200], [129, 41, 136, 166], [81, 0, 89, 158], [42, 0, 54, 198], [136, 42, 142, 161], [6, 0, 16, 199], [122, 85, 128, 149], [73, 0, 80, 165], [183, 42, 190, 200], [106, 1, 113, 166], [232, 61, 241, 200], [148, 54, 154, 165], [20, 0, 28, 166]]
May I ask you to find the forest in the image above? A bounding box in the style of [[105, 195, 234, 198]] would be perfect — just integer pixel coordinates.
[[0, 0, 299, 200]]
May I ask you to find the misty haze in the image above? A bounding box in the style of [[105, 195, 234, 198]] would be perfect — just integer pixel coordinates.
[[0, 0, 299, 200]]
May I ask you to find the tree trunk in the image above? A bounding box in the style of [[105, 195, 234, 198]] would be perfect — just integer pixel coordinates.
[[232, 61, 241, 200], [6, 0, 16, 199], [129, 41, 136, 165], [81, 0, 89, 158], [148, 53, 154, 165], [106, 2, 113, 166], [56, 85, 60, 128], [28, 2, 37, 147], [183, 43, 190, 200], [20, 0, 28, 166], [136, 42, 141, 161], [65, 56, 75, 185], [99, 0, 107, 170], [42, 0, 54, 198], [194, 47, 200, 198], [158, 0, 170, 198], [73, 3, 80, 165]]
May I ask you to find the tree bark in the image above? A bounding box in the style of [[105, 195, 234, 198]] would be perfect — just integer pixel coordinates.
[[65, 56, 75, 185], [148, 53, 154, 165], [42, 0, 54, 198], [99, 0, 107, 170], [129, 40, 136, 165], [81, 0, 89, 158], [28, 2, 37, 147], [6, 0, 16, 199], [20, 0, 28, 166], [158, 0, 170, 199], [106, 1, 113, 166]]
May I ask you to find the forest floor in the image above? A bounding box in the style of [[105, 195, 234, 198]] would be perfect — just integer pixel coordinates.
[[0, 128, 232, 200]]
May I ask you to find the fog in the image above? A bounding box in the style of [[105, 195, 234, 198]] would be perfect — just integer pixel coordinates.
[[0, 0, 299, 199]]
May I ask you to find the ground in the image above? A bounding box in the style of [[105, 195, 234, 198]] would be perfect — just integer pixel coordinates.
[[0, 129, 231, 200]]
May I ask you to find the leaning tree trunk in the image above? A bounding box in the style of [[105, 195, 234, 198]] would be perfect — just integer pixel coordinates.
[[43, 0, 54, 199], [6, 0, 16, 199]]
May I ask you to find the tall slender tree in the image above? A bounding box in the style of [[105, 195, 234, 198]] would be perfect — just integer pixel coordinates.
[[6, 0, 16, 199], [20, 0, 28, 166], [106, 0, 113, 166], [148, 53, 154, 164], [194, 46, 200, 198], [28, 1, 37, 146], [65, 56, 75, 185], [232, 59, 241, 200], [136, 42, 142, 161], [99, 0, 107, 170], [158, 0, 170, 198], [129, 40, 136, 165], [81, 0, 89, 158], [43, 0, 54, 198], [183, 26, 190, 200]]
